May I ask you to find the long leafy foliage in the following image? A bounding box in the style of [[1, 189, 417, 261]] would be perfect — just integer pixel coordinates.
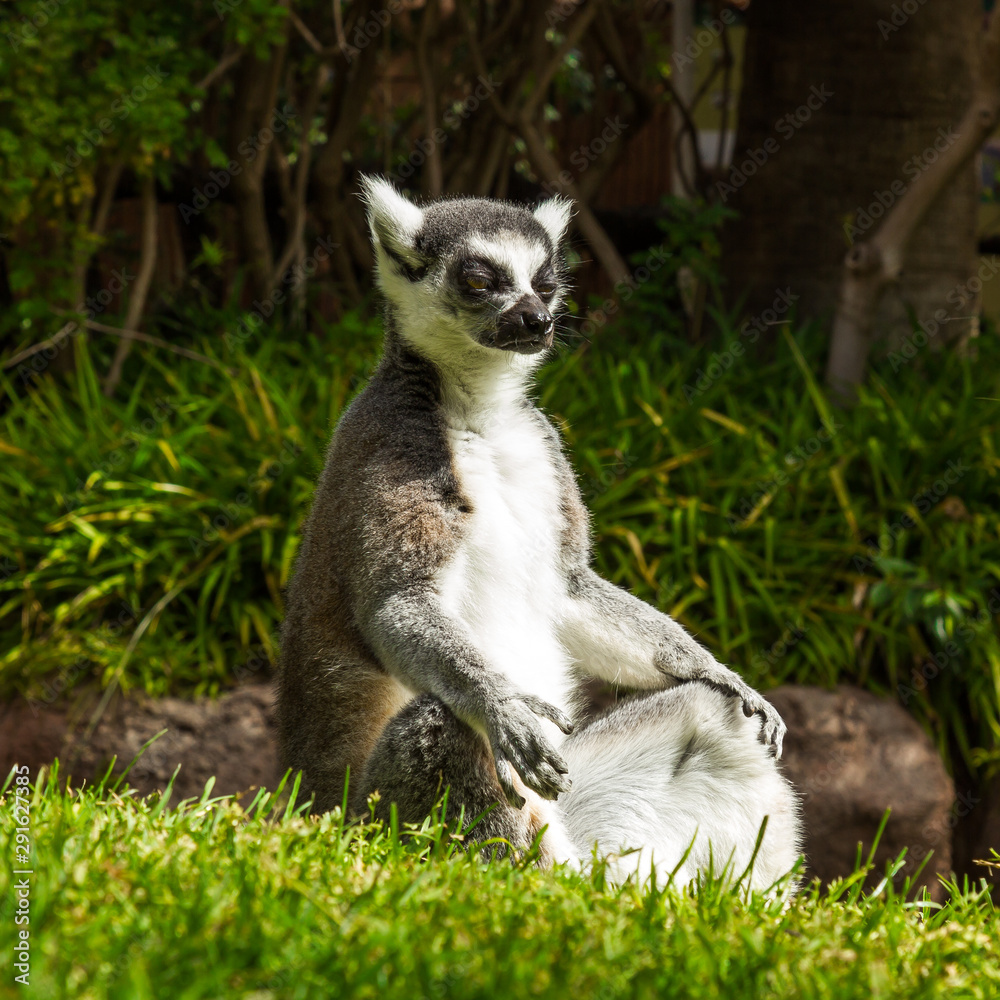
[[1, 286, 999, 772]]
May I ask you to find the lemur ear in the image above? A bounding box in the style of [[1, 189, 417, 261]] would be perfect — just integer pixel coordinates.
[[358, 175, 425, 269], [533, 196, 573, 247]]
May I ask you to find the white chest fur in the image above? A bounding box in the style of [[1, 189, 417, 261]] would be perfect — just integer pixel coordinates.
[[436, 407, 575, 735]]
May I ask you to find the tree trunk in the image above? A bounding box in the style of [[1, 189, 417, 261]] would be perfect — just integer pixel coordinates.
[[825, 8, 1000, 400], [313, 9, 382, 302], [228, 47, 286, 302], [671, 0, 696, 197], [720, 1, 980, 362]]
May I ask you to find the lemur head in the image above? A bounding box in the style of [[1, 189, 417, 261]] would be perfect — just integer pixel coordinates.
[[359, 176, 572, 367]]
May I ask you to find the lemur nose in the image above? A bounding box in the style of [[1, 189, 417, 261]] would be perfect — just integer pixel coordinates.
[[522, 310, 552, 334]]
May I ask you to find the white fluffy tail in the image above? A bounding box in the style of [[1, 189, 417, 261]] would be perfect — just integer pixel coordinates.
[[556, 683, 802, 892]]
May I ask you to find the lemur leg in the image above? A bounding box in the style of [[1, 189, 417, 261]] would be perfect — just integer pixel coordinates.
[[557, 684, 801, 891], [359, 693, 577, 864]]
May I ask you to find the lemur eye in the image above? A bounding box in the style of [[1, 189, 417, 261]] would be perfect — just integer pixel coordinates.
[[536, 283, 555, 296], [466, 275, 488, 290]]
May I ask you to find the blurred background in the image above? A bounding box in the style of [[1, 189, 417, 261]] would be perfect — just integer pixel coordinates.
[[1, 0, 999, 892]]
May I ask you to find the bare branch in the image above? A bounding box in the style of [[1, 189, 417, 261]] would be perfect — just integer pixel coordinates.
[[518, 117, 630, 285], [521, 0, 603, 122], [289, 8, 324, 54], [103, 176, 159, 396], [273, 65, 326, 294], [414, 0, 443, 196], [595, 4, 656, 118], [483, 0, 525, 51], [715, 22, 734, 175], [253, 39, 289, 184], [459, 2, 515, 127], [196, 47, 245, 91], [2, 321, 78, 369], [6, 317, 237, 375], [663, 75, 707, 198], [85, 320, 238, 373], [332, 0, 349, 58], [91, 159, 124, 240]]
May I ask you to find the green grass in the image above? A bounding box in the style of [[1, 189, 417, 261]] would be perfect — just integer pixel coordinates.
[[2, 303, 1000, 772], [1, 766, 998, 1000]]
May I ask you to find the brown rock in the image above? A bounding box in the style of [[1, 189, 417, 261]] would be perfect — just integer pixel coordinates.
[[957, 774, 1000, 891], [1, 684, 281, 805], [767, 684, 955, 896], [0, 700, 68, 773]]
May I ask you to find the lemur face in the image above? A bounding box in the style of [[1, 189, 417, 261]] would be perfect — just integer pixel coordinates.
[[359, 176, 572, 363]]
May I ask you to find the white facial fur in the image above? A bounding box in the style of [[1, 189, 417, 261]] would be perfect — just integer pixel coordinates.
[[359, 175, 425, 271], [359, 177, 572, 398]]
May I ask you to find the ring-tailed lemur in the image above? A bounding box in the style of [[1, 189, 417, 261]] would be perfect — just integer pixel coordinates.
[[277, 176, 801, 889]]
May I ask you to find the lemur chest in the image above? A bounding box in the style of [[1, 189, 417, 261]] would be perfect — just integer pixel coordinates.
[[437, 416, 574, 712]]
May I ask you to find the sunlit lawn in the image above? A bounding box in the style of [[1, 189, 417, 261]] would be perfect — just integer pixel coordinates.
[[1, 765, 997, 1000]]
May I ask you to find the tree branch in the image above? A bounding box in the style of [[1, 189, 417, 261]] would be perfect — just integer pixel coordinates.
[[103, 176, 159, 396], [414, 0, 443, 196], [91, 159, 124, 240], [520, 0, 603, 122], [459, 2, 515, 127], [86, 319, 238, 372], [518, 117, 630, 285], [595, 4, 656, 119], [715, 21, 734, 175], [2, 321, 78, 370], [288, 8, 324, 54], [459, 0, 629, 287], [196, 46, 245, 91], [272, 65, 325, 289]]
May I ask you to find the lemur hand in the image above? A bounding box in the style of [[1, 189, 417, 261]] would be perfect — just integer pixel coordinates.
[[659, 649, 786, 758], [486, 694, 574, 808], [734, 683, 786, 759]]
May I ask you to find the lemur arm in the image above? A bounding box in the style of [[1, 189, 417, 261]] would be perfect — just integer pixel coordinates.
[[559, 567, 786, 757], [363, 587, 575, 807]]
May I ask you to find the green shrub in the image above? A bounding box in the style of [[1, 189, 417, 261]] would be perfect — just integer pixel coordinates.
[[1, 294, 998, 774], [543, 324, 1000, 773], [0, 312, 380, 700]]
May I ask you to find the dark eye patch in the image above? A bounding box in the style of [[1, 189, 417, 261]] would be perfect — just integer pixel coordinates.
[[455, 258, 510, 294], [533, 266, 558, 297]]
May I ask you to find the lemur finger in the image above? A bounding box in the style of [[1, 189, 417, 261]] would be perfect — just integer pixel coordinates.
[[768, 716, 787, 760], [534, 759, 572, 798], [755, 709, 774, 741], [521, 695, 575, 735], [524, 733, 570, 778], [527, 741, 570, 775], [548, 768, 572, 795], [522, 763, 571, 801], [493, 755, 525, 810], [758, 712, 786, 760]]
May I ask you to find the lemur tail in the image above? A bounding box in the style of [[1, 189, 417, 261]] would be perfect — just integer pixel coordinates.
[[556, 683, 802, 892]]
